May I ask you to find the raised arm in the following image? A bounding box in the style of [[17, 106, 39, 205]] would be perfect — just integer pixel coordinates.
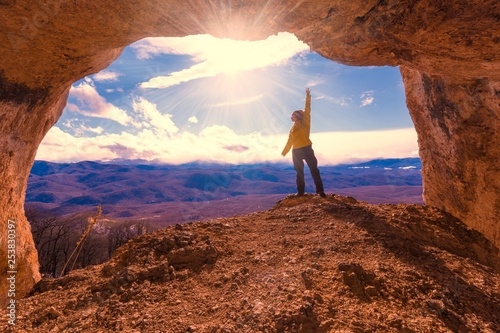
[[304, 88, 311, 115], [303, 88, 311, 128]]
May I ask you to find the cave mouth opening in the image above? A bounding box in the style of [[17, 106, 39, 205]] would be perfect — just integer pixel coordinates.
[[26, 32, 421, 238]]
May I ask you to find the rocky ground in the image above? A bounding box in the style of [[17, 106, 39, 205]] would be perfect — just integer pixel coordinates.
[[2, 194, 499, 332]]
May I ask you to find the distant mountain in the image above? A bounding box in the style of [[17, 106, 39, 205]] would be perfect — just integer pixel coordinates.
[[26, 158, 423, 224], [338, 157, 422, 169]]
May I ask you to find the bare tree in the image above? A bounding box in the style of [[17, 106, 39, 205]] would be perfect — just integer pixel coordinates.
[[107, 220, 153, 257], [26, 206, 156, 277]]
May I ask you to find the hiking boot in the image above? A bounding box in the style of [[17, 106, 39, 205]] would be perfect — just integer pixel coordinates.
[[317, 191, 326, 197]]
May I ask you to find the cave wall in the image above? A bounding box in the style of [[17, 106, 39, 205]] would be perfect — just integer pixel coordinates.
[[0, 82, 70, 306], [0, 0, 498, 303], [401, 68, 499, 247]]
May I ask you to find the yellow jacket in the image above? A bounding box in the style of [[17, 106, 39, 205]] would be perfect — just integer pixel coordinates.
[[281, 93, 312, 156]]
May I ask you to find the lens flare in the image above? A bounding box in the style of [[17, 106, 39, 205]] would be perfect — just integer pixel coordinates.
[[131, 32, 314, 136]]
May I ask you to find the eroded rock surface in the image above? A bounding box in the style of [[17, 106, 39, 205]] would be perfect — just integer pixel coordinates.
[[402, 68, 499, 249], [0, 0, 498, 302]]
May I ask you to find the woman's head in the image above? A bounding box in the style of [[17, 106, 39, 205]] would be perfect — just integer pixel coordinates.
[[291, 110, 304, 122]]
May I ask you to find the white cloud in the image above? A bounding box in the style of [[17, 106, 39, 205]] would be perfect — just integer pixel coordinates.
[[341, 98, 352, 107], [188, 116, 198, 124], [133, 32, 309, 89], [62, 119, 104, 136], [316, 95, 352, 107], [85, 126, 104, 134], [132, 98, 178, 136], [105, 88, 124, 93], [360, 96, 374, 107], [335, 96, 352, 107], [92, 70, 123, 82], [68, 80, 133, 126], [306, 79, 324, 87], [360, 91, 375, 107]]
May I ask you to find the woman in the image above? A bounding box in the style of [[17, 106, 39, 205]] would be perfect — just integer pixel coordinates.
[[281, 88, 326, 197]]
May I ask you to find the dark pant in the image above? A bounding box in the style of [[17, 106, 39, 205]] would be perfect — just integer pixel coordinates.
[[292, 145, 324, 194]]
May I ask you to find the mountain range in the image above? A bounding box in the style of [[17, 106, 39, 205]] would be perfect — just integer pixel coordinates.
[[26, 158, 423, 225]]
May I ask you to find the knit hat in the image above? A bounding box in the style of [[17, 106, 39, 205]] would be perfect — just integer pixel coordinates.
[[292, 110, 304, 120]]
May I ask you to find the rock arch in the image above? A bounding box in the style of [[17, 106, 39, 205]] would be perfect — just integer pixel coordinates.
[[0, 0, 498, 302]]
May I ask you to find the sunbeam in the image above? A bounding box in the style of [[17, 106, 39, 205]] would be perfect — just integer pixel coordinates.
[[132, 32, 314, 135]]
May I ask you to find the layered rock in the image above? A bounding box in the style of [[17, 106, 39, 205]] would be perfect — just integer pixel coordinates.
[[0, 0, 498, 303]]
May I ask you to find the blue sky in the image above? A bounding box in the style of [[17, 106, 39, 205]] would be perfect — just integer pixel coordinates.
[[36, 32, 418, 165]]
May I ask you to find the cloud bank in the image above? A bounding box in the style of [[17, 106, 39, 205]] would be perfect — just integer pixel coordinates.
[[38, 94, 418, 165]]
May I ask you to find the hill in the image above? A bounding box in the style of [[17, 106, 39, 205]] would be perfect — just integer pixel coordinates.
[[4, 194, 499, 332], [26, 159, 423, 224]]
